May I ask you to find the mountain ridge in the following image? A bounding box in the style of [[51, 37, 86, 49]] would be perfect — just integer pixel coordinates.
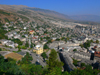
[[0, 5, 100, 25], [70, 15, 100, 23]]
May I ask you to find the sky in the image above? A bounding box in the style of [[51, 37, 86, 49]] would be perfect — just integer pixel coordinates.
[[0, 0, 100, 16]]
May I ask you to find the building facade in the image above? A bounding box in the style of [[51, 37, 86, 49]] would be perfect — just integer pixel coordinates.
[[33, 45, 43, 55]]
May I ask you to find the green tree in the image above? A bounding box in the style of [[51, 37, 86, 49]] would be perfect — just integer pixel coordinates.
[[0, 48, 2, 51], [43, 44, 49, 49], [73, 49, 77, 51], [96, 40, 99, 44], [84, 41, 91, 49], [81, 63, 85, 67], [25, 41, 29, 48], [48, 67, 62, 75], [18, 45, 21, 51], [12, 39, 23, 45], [79, 44, 84, 48], [47, 39, 52, 44], [20, 52, 33, 64], [47, 49, 63, 69], [30, 64, 43, 75], [41, 52, 47, 60], [56, 38, 60, 41]]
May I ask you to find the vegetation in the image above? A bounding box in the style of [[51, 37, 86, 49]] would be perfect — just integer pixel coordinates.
[[96, 40, 99, 44], [73, 49, 77, 51], [47, 49, 64, 70], [0, 22, 8, 39], [25, 41, 29, 48], [18, 52, 33, 64], [0, 50, 100, 75], [17, 10, 30, 15], [79, 44, 84, 48], [83, 40, 91, 49], [4, 18, 10, 23], [73, 58, 78, 66], [18, 15, 29, 22], [0, 48, 2, 51], [41, 52, 47, 60], [43, 44, 49, 49], [81, 63, 86, 67], [0, 10, 10, 16], [12, 39, 23, 45]]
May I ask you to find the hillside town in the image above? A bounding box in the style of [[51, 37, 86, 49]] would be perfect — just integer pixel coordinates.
[[0, 17, 100, 72]]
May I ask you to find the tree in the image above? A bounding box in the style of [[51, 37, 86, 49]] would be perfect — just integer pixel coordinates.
[[73, 49, 77, 51], [47, 39, 52, 44], [61, 37, 65, 40], [47, 49, 63, 69], [20, 52, 33, 64], [56, 38, 60, 41], [79, 44, 84, 48], [30, 64, 43, 75], [73, 58, 78, 66], [0, 48, 2, 51], [90, 40, 93, 43], [43, 44, 49, 49], [41, 52, 47, 61], [81, 63, 85, 67], [84, 41, 90, 49], [18, 45, 21, 51], [25, 41, 29, 48], [96, 40, 99, 44], [48, 67, 62, 75], [12, 39, 23, 45]]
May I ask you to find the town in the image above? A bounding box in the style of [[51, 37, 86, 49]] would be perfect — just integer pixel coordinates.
[[0, 17, 100, 72], [0, 3, 100, 74]]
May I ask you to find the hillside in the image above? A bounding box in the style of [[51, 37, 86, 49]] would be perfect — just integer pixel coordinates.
[[26, 7, 71, 21], [70, 15, 100, 23], [0, 5, 73, 23], [0, 5, 100, 25]]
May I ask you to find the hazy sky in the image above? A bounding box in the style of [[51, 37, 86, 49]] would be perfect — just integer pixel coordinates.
[[0, 0, 100, 16]]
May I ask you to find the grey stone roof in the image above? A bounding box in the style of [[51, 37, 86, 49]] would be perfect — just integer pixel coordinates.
[[17, 51, 26, 56]]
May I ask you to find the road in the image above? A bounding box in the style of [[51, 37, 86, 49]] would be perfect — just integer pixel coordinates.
[[0, 46, 18, 51], [21, 49, 47, 67], [0, 46, 47, 67]]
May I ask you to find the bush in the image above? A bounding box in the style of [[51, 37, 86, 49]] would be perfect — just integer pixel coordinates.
[[73, 49, 77, 51]]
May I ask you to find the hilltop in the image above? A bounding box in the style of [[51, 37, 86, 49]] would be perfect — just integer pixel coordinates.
[[0, 5, 72, 24], [0, 5, 100, 25]]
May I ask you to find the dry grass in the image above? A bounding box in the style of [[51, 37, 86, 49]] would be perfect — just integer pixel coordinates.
[[4, 52, 23, 61]]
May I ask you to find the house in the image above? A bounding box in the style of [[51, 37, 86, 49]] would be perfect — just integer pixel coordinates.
[[59, 41, 65, 45], [17, 51, 26, 57], [24, 34, 28, 38], [6, 41, 15, 48], [0, 39, 8, 45], [14, 43, 18, 47], [51, 37, 57, 41], [20, 37, 26, 42], [29, 30, 35, 34], [5, 22, 9, 25], [48, 41, 59, 49], [33, 44, 43, 55], [14, 34, 20, 39], [42, 40, 47, 44], [0, 39, 16, 48], [24, 27, 27, 30], [5, 33, 13, 39]]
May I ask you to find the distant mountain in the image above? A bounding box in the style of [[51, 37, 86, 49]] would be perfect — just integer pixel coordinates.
[[0, 5, 73, 23], [26, 7, 71, 21], [0, 5, 100, 25], [70, 15, 100, 23]]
